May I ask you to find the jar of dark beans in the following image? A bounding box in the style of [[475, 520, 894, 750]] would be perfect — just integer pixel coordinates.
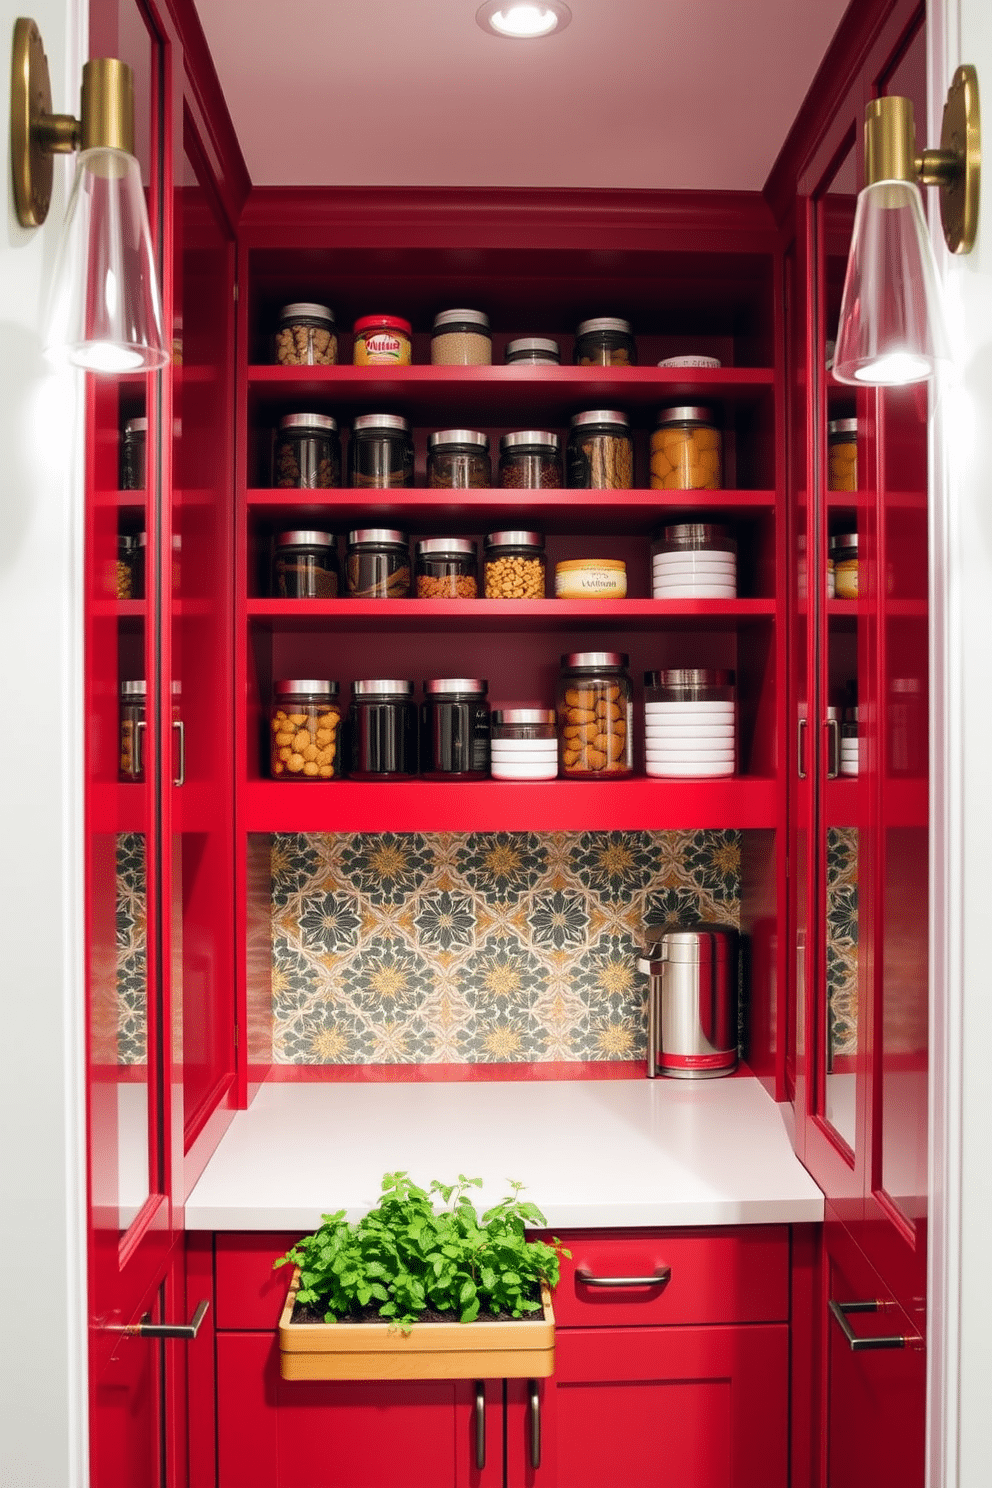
[[498, 431, 562, 489], [348, 679, 418, 779], [272, 413, 341, 489], [348, 413, 415, 489], [269, 680, 343, 780], [573, 318, 637, 367], [121, 417, 147, 490], [505, 337, 560, 365], [421, 678, 491, 779], [272, 531, 339, 598], [567, 410, 634, 489], [345, 529, 411, 598], [273, 303, 337, 366], [415, 537, 478, 598], [119, 680, 146, 781], [427, 430, 491, 489]]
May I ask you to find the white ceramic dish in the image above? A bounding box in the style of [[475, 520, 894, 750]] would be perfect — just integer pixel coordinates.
[[644, 725, 735, 741], [490, 741, 559, 757], [652, 586, 737, 600], [656, 354, 722, 368], [645, 760, 736, 777], [652, 553, 736, 569], [490, 761, 559, 780], [644, 701, 736, 716]]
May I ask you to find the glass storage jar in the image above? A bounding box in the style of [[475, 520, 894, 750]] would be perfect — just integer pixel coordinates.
[[119, 680, 146, 781], [573, 317, 636, 366], [415, 538, 478, 598], [348, 679, 418, 779], [643, 668, 736, 778], [349, 414, 414, 489], [651, 406, 723, 490], [498, 431, 562, 489], [269, 681, 342, 780], [651, 523, 737, 598], [830, 532, 859, 599], [421, 678, 491, 779], [505, 337, 560, 365], [483, 531, 546, 598], [345, 529, 410, 598], [557, 652, 633, 778], [273, 413, 341, 488], [121, 416, 147, 490], [430, 309, 492, 365], [840, 706, 860, 776], [352, 315, 412, 365], [427, 430, 491, 489], [490, 708, 558, 780], [567, 410, 634, 489], [273, 302, 337, 366], [117, 534, 135, 599], [272, 530, 339, 598], [828, 418, 858, 491]]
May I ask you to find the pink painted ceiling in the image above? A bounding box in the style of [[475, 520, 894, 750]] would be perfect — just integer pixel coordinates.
[[192, 0, 852, 190]]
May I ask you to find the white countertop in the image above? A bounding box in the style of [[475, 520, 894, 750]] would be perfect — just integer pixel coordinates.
[[185, 1076, 823, 1231]]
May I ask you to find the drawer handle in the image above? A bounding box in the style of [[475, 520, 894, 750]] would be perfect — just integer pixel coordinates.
[[474, 1381, 486, 1470], [529, 1380, 541, 1470], [575, 1267, 672, 1288], [131, 1299, 210, 1340], [828, 1299, 908, 1351]]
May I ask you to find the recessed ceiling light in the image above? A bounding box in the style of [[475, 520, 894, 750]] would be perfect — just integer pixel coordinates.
[[476, 1, 572, 39]]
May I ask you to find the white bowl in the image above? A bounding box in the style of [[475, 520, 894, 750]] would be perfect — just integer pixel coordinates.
[[644, 701, 736, 716], [645, 753, 736, 767], [490, 741, 559, 757], [644, 724, 735, 740], [652, 586, 737, 600], [653, 553, 737, 568], [646, 760, 736, 777], [491, 761, 559, 780], [656, 354, 722, 369]]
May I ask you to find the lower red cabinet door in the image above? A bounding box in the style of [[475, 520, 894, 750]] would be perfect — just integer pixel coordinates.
[[216, 1332, 501, 1488], [506, 1325, 789, 1488]]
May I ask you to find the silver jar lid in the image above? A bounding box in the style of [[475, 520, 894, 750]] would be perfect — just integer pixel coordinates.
[[278, 413, 338, 433], [643, 924, 737, 963], [484, 530, 544, 549], [432, 309, 491, 331], [828, 418, 858, 435], [492, 708, 555, 726], [274, 679, 339, 696], [124, 417, 147, 435], [416, 537, 476, 556], [500, 431, 560, 452], [120, 679, 147, 696], [428, 429, 489, 450], [569, 409, 630, 430], [657, 522, 735, 547], [424, 678, 488, 695], [352, 413, 410, 433], [279, 302, 334, 323], [829, 532, 859, 552], [562, 651, 628, 669], [654, 406, 717, 425], [576, 317, 633, 336], [505, 337, 560, 362], [352, 679, 415, 696], [644, 668, 735, 688], [347, 528, 408, 545], [276, 530, 336, 547]]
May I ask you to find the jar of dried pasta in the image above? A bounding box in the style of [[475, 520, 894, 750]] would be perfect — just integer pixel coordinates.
[[269, 680, 342, 780], [557, 651, 633, 778], [415, 538, 478, 598], [567, 410, 634, 489], [483, 531, 546, 598], [828, 418, 858, 491], [273, 303, 337, 366], [650, 406, 723, 490]]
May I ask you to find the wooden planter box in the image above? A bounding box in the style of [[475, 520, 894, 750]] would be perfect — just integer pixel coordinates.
[[278, 1269, 556, 1381]]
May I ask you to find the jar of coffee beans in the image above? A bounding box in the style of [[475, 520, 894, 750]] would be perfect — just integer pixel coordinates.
[[498, 431, 562, 489]]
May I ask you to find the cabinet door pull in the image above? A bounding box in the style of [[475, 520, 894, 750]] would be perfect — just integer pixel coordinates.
[[173, 718, 186, 786], [826, 715, 840, 779], [474, 1381, 486, 1470], [828, 1299, 908, 1351], [135, 719, 146, 780], [575, 1267, 671, 1288], [797, 716, 807, 779], [528, 1380, 541, 1470], [132, 1299, 209, 1340]]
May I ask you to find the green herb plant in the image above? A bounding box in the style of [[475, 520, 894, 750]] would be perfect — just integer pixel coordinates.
[[275, 1171, 571, 1329]]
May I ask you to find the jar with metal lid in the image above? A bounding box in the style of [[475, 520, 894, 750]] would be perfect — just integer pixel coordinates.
[[828, 418, 858, 491], [273, 302, 337, 366], [498, 431, 562, 489], [272, 531, 339, 598], [117, 534, 135, 599], [557, 652, 633, 778], [348, 680, 418, 779], [427, 430, 491, 489], [421, 679, 491, 779], [430, 309, 492, 366], [415, 538, 478, 598], [348, 414, 414, 489], [651, 406, 723, 490], [643, 668, 736, 778], [573, 317, 636, 366], [483, 531, 546, 599], [352, 315, 412, 366], [651, 523, 737, 599], [345, 529, 410, 598], [273, 414, 341, 489], [269, 681, 342, 780], [567, 410, 634, 489], [505, 337, 560, 365], [490, 708, 558, 780], [120, 680, 146, 781], [121, 417, 147, 490], [830, 532, 859, 599]]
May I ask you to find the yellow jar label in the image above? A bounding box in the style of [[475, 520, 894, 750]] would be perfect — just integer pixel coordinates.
[[835, 558, 858, 599], [354, 332, 411, 365]]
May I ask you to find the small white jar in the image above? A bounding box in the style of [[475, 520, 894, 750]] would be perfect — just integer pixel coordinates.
[[490, 708, 558, 780]]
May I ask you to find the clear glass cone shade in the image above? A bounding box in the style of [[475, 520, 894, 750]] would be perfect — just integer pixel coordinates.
[[45, 148, 169, 373], [833, 180, 948, 386]]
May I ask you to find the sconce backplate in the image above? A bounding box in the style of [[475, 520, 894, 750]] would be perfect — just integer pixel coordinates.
[[11, 16, 54, 227], [939, 64, 980, 254]]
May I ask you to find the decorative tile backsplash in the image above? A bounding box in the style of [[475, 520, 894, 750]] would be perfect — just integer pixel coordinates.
[[270, 830, 742, 1066], [826, 827, 858, 1060], [116, 832, 147, 1065]]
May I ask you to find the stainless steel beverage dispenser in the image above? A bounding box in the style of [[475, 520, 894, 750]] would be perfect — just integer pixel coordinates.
[[638, 923, 739, 1078]]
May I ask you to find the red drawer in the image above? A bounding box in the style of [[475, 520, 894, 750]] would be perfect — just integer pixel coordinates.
[[547, 1227, 790, 1327], [215, 1232, 300, 1329]]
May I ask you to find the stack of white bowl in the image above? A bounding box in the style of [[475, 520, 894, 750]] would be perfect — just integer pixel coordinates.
[[490, 735, 559, 780], [652, 546, 737, 599], [644, 699, 736, 778]]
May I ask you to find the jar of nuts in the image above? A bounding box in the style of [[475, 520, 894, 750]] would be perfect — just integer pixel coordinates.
[[573, 317, 636, 367], [427, 430, 492, 489], [828, 418, 858, 491], [483, 531, 546, 599], [119, 680, 147, 781], [269, 681, 342, 781], [650, 406, 723, 490], [498, 431, 562, 489], [557, 652, 633, 779], [273, 413, 341, 489], [430, 309, 492, 366], [272, 531, 339, 599], [274, 303, 337, 366], [349, 414, 415, 489], [567, 409, 634, 489], [421, 678, 491, 779], [415, 538, 478, 598], [505, 337, 561, 365]]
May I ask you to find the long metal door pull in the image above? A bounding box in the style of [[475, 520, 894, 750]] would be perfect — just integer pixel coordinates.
[[575, 1266, 671, 1288], [474, 1381, 486, 1470], [529, 1381, 541, 1470], [133, 1299, 209, 1339], [828, 1298, 908, 1351]]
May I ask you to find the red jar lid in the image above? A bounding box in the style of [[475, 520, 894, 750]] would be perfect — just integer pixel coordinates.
[[353, 314, 412, 336]]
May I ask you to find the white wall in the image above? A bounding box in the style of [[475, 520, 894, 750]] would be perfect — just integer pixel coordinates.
[[0, 1, 89, 1485]]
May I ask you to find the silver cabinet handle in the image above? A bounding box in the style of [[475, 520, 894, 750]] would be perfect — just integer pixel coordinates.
[[575, 1267, 672, 1288], [132, 1299, 209, 1340], [828, 1299, 908, 1351], [529, 1380, 541, 1470], [797, 716, 807, 779], [474, 1381, 486, 1471], [173, 718, 186, 786], [826, 716, 841, 779], [135, 718, 146, 779]]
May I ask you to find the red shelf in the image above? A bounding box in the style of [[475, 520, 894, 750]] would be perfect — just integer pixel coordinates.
[[246, 597, 775, 634]]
